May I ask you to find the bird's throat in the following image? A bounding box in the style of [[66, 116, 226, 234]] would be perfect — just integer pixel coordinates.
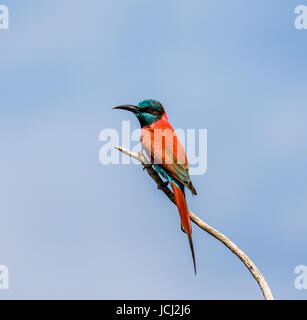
[[136, 113, 161, 128]]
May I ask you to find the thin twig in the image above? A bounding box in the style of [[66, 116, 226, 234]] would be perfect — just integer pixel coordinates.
[[115, 146, 274, 300]]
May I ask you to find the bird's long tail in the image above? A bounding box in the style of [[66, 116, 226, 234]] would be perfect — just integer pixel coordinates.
[[171, 181, 197, 274]]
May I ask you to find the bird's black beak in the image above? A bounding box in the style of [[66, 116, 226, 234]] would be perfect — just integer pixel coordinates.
[[113, 105, 140, 113]]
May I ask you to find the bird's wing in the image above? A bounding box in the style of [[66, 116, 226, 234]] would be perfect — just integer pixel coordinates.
[[141, 121, 191, 186]]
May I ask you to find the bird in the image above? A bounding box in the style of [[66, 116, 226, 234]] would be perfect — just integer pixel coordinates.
[[114, 99, 197, 274]]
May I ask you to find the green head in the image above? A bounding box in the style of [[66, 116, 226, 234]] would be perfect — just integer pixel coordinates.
[[113, 99, 165, 127]]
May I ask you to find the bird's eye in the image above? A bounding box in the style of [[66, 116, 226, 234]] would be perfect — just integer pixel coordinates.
[[147, 107, 154, 113]]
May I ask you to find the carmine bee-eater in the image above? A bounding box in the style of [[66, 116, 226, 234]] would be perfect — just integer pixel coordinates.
[[114, 99, 197, 274]]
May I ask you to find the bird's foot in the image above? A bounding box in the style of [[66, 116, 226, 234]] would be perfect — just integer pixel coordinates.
[[157, 181, 169, 190], [143, 163, 152, 170]]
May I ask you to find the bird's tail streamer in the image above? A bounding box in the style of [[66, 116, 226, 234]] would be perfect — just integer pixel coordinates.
[[171, 181, 197, 274]]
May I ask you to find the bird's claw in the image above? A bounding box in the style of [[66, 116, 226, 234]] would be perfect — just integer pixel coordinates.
[[157, 181, 169, 190]]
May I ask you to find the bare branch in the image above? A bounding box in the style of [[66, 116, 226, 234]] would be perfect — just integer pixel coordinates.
[[115, 146, 274, 300]]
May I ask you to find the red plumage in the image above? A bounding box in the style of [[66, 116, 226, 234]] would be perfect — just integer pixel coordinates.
[[141, 111, 197, 274]]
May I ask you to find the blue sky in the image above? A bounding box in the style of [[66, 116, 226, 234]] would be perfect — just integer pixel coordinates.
[[0, 0, 307, 299]]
